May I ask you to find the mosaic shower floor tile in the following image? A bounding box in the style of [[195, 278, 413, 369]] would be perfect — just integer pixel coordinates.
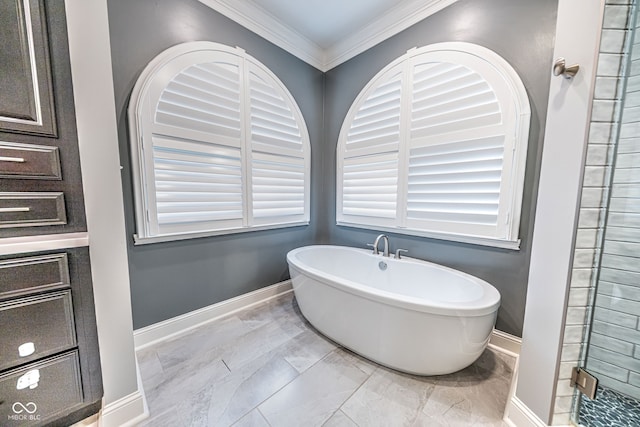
[[579, 386, 640, 427]]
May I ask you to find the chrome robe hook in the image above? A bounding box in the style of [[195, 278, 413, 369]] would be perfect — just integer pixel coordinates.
[[553, 57, 580, 79]]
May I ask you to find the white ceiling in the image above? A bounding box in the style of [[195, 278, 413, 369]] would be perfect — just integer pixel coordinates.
[[249, 0, 406, 49], [198, 0, 459, 71]]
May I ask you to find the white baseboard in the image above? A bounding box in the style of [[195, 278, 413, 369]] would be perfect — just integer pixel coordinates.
[[489, 329, 522, 357], [133, 280, 293, 350], [101, 390, 148, 427], [505, 395, 549, 427]]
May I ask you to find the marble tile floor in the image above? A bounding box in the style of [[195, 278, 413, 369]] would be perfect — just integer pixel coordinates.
[[136, 292, 516, 427]]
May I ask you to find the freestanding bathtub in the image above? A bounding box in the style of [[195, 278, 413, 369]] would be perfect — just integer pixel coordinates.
[[286, 245, 501, 375]]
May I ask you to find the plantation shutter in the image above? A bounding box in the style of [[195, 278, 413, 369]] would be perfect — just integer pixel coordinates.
[[406, 53, 515, 239], [336, 43, 530, 247], [129, 42, 310, 243], [247, 60, 310, 226], [146, 51, 244, 236], [336, 63, 404, 227]]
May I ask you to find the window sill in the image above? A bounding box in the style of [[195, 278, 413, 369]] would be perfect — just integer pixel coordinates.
[[134, 221, 309, 245], [336, 221, 521, 251]]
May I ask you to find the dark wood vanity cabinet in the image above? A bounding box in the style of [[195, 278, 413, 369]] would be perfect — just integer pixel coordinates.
[[1, 0, 88, 239], [0, 1, 103, 425], [0, 249, 102, 426]]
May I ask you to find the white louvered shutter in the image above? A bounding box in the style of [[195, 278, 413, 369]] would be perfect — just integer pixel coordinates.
[[406, 51, 519, 239], [337, 63, 404, 227], [129, 42, 310, 243], [144, 51, 244, 236], [336, 43, 530, 246], [247, 60, 309, 226]]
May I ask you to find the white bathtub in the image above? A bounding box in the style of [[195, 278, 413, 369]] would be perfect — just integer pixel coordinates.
[[286, 245, 501, 375]]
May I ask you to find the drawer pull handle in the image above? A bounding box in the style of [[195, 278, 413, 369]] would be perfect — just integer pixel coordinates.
[[0, 156, 25, 163], [0, 207, 30, 213], [16, 369, 40, 390], [18, 342, 35, 357]]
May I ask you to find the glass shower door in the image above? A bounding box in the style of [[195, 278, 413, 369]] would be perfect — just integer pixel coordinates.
[[575, 2, 640, 425]]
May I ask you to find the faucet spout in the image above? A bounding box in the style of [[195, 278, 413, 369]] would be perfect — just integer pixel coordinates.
[[372, 234, 389, 257]]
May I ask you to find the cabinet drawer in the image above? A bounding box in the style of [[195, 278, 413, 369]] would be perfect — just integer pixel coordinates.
[[0, 254, 70, 299], [0, 142, 61, 179], [0, 192, 66, 228], [0, 351, 82, 427], [0, 291, 76, 371]]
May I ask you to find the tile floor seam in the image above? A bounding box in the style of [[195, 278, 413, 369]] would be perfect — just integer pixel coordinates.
[[219, 327, 334, 425], [256, 407, 272, 427], [324, 404, 353, 426], [333, 364, 378, 424], [321, 407, 342, 426], [231, 357, 302, 424], [341, 408, 360, 426], [225, 324, 317, 374]]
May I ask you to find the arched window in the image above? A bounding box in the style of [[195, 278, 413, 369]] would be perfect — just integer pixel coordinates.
[[129, 42, 310, 244], [337, 43, 531, 248]]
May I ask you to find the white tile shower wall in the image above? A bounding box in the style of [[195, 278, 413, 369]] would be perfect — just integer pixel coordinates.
[[586, 12, 640, 396], [552, 1, 635, 424]]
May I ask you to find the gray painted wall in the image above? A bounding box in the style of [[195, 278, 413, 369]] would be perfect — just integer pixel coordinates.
[[107, 0, 324, 329], [108, 0, 557, 336], [323, 0, 558, 336]]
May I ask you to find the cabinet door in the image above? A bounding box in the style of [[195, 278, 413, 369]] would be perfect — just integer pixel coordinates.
[[0, 0, 56, 137]]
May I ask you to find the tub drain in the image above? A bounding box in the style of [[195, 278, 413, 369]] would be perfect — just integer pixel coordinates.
[[378, 261, 387, 271]]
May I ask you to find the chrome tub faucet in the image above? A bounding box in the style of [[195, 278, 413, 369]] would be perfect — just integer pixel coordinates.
[[370, 234, 389, 257]]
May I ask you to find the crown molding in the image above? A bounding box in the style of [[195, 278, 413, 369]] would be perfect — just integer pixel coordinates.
[[197, 0, 325, 70], [198, 0, 460, 72], [324, 0, 461, 70]]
